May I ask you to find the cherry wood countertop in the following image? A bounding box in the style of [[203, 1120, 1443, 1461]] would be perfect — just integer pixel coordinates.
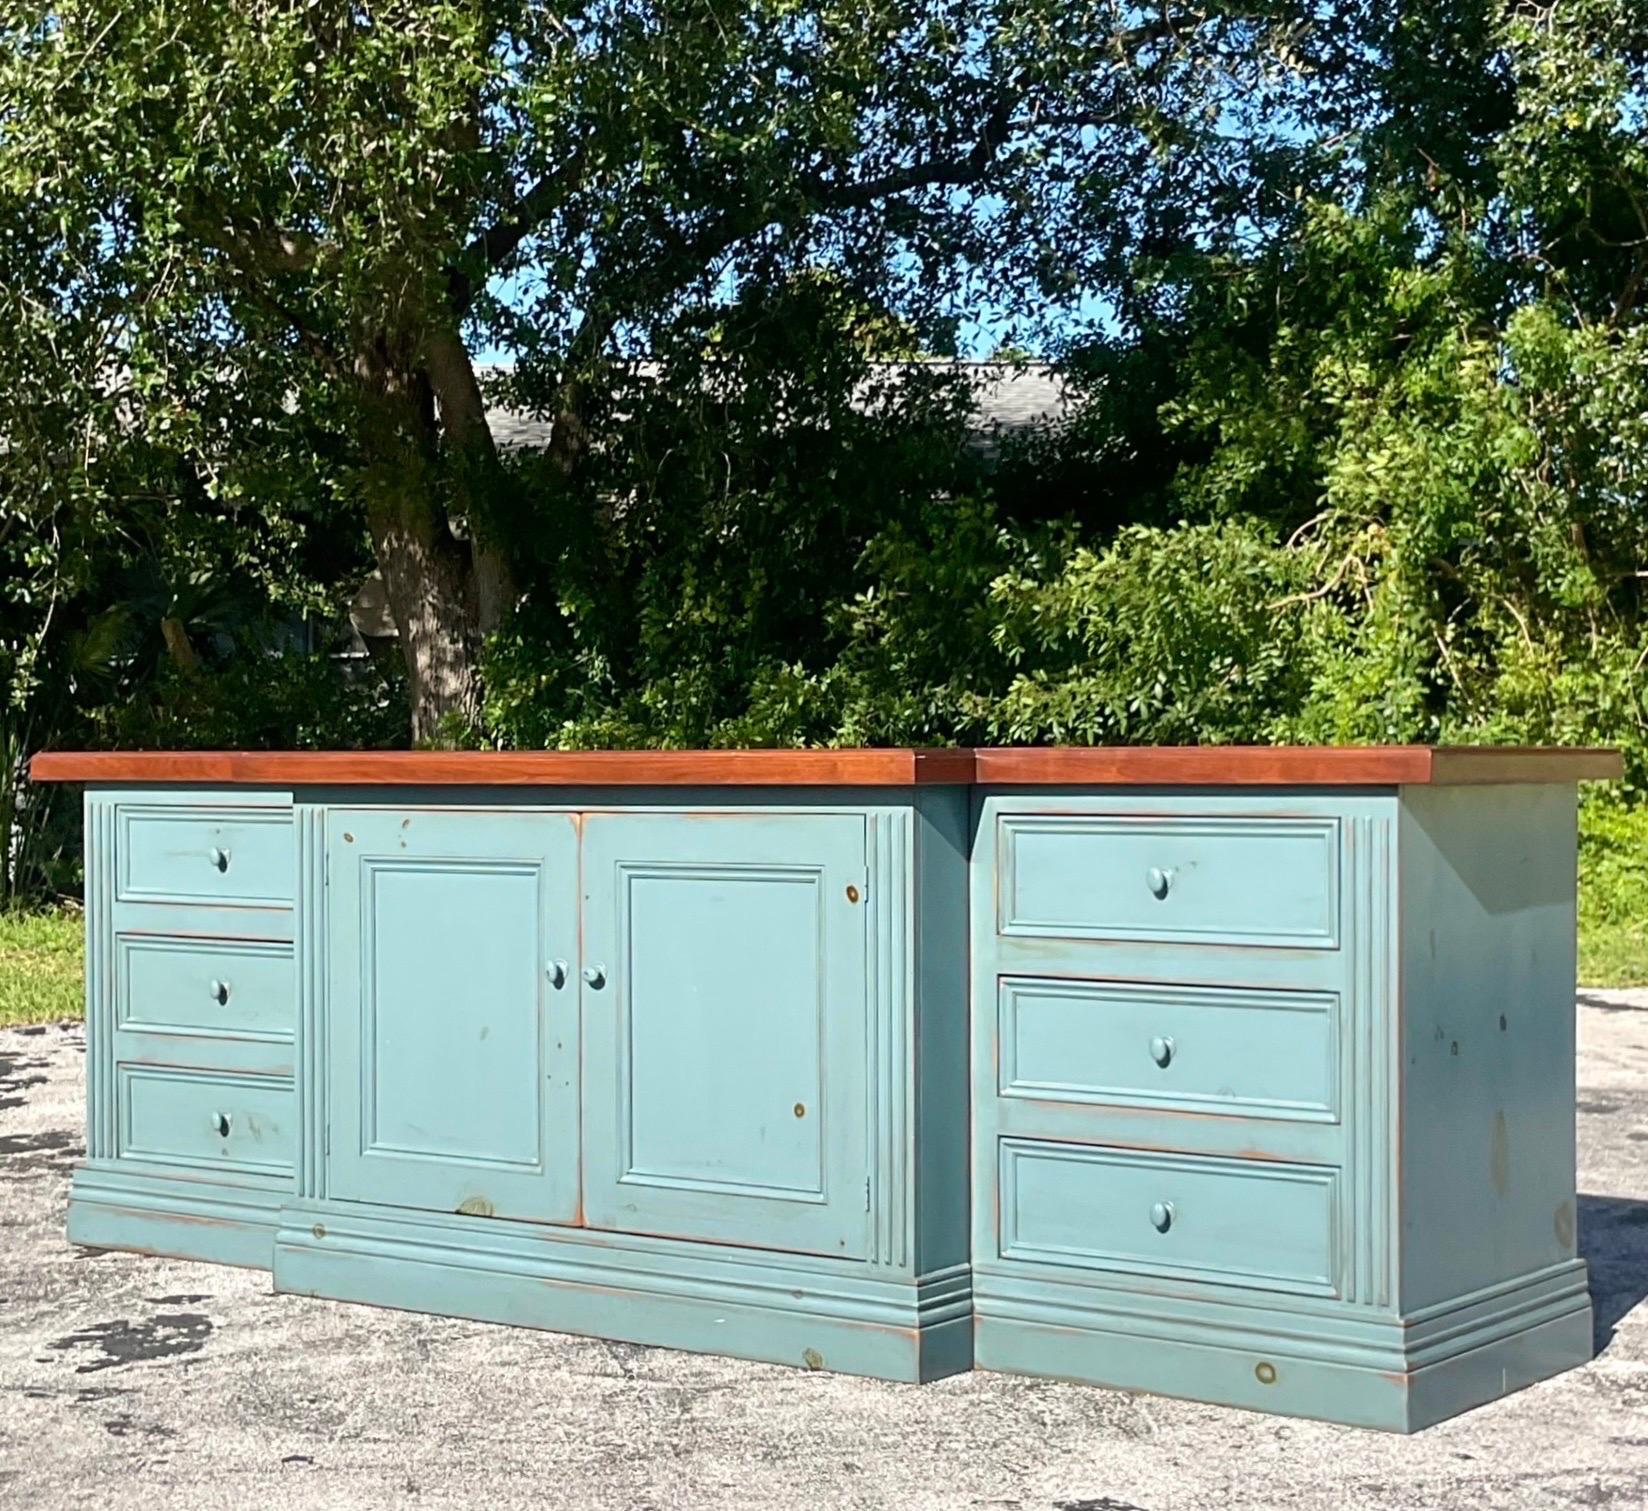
[[27, 745, 1623, 787], [972, 745, 1623, 786]]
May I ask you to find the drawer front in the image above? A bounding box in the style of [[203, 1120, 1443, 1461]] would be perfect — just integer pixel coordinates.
[[117, 1066, 293, 1179], [117, 806, 293, 908], [117, 935, 294, 1040], [999, 1138, 1339, 1296], [999, 977, 1338, 1123], [998, 813, 1339, 949]]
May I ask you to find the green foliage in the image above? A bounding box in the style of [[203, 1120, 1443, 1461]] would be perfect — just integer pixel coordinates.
[[85, 652, 407, 755], [475, 0, 1648, 771], [480, 202, 1648, 777], [482, 277, 989, 748], [1579, 798, 1648, 987], [2, 0, 1326, 740], [0, 907, 83, 1026]]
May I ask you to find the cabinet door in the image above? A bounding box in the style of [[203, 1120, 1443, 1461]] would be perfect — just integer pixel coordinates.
[[582, 813, 869, 1258], [326, 808, 579, 1223]]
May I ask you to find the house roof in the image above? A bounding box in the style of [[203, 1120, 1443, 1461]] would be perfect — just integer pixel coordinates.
[[480, 360, 1071, 453]]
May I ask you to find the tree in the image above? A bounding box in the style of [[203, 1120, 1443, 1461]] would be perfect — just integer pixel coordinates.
[[953, 0, 1648, 767], [1, 0, 1317, 740]]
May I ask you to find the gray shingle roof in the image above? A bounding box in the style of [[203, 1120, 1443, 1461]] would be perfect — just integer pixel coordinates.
[[480, 360, 1069, 453]]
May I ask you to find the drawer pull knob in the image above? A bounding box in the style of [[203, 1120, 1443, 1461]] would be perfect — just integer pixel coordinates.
[[1146, 866, 1172, 899], [1149, 1035, 1175, 1068], [208, 979, 231, 1005], [1150, 1200, 1175, 1233], [546, 959, 568, 989], [582, 964, 607, 990], [211, 1111, 232, 1138], [209, 847, 231, 872]]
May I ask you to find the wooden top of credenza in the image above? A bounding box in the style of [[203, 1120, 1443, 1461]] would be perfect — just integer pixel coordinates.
[[26, 746, 1623, 787], [972, 745, 1623, 786]]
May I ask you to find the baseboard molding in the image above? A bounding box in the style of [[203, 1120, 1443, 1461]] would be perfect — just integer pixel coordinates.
[[67, 1162, 286, 1270], [61, 1170, 1592, 1422], [274, 1199, 972, 1383], [974, 1260, 1593, 1431]]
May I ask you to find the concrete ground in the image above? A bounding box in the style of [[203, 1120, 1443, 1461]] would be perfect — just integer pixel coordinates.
[[2, 996, 1645, 1510]]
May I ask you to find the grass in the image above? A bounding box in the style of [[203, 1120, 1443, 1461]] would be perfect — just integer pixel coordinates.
[[1578, 797, 1648, 988], [1580, 915, 1648, 987], [0, 906, 85, 1027], [0, 807, 1643, 1029]]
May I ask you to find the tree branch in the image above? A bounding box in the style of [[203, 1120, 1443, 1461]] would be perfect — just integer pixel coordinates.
[[214, 258, 349, 380], [447, 142, 593, 319], [443, 12, 1184, 321], [422, 326, 517, 633], [800, 97, 1020, 213], [211, 218, 335, 276]]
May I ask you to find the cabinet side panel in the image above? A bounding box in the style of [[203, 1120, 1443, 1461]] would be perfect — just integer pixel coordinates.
[[912, 787, 971, 1275], [1397, 784, 1582, 1313]]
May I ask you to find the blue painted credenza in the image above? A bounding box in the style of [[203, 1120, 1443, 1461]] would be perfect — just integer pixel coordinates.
[[30, 745, 1621, 1430]]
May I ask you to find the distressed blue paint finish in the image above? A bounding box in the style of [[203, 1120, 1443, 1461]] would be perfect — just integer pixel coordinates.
[[116, 802, 294, 908], [69, 1166, 290, 1270], [275, 1198, 973, 1383], [324, 807, 580, 1224], [998, 811, 1340, 948], [972, 786, 1592, 1431], [69, 786, 296, 1270], [64, 771, 1591, 1424], [581, 811, 869, 1257], [278, 789, 968, 1381], [1394, 785, 1584, 1311], [999, 1138, 1340, 1296], [998, 977, 1339, 1123], [117, 1065, 294, 1178], [908, 788, 972, 1276], [117, 935, 294, 1040]]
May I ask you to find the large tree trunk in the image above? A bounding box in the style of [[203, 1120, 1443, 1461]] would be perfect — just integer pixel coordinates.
[[356, 357, 486, 745], [424, 326, 516, 635], [366, 486, 483, 744], [356, 331, 522, 745]]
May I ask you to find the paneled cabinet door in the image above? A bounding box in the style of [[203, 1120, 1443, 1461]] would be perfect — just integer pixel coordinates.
[[581, 813, 870, 1259], [325, 808, 579, 1223]]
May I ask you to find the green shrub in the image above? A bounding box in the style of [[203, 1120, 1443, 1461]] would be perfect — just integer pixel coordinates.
[[1579, 797, 1648, 986], [84, 651, 407, 753]]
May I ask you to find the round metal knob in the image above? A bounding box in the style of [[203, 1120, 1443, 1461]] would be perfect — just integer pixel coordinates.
[[1150, 1201, 1175, 1233], [211, 1111, 232, 1138], [546, 960, 568, 989], [209, 847, 230, 872], [1146, 866, 1171, 899], [582, 964, 607, 989], [1149, 1035, 1175, 1068], [208, 979, 231, 1005]]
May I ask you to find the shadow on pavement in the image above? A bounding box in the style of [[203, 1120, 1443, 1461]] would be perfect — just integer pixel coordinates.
[[1582, 1193, 1648, 1353], [1576, 992, 1647, 1014]]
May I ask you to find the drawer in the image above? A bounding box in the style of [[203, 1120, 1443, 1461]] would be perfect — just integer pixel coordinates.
[[116, 935, 294, 1040], [116, 1066, 293, 1179], [998, 1138, 1339, 1296], [999, 977, 1338, 1123], [117, 805, 293, 908], [997, 813, 1339, 949]]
